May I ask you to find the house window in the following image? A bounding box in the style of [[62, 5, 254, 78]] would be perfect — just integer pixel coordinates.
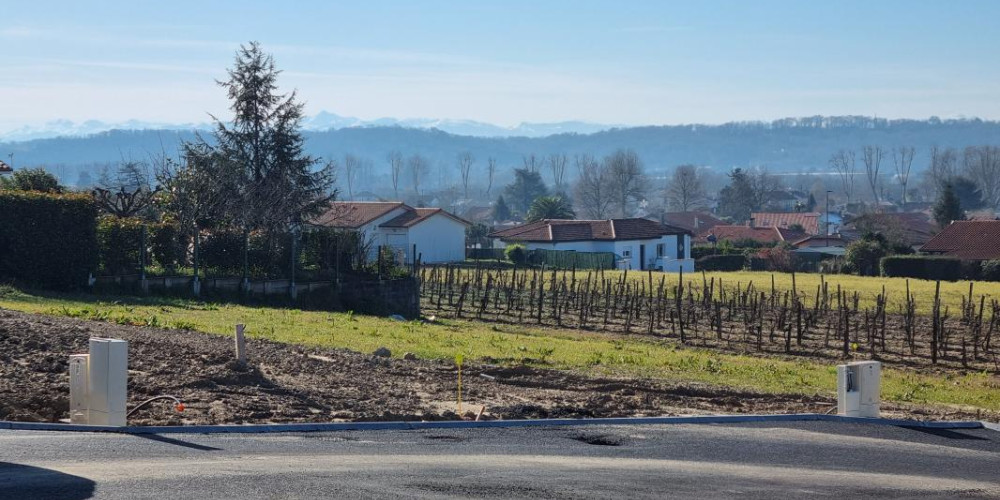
[[677, 239, 686, 259], [656, 243, 665, 257], [621, 248, 631, 258]]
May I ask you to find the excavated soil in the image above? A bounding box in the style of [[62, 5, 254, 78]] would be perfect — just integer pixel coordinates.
[[0, 309, 988, 426]]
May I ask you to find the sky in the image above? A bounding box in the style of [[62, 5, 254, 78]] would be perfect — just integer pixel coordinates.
[[3, 0, 1000, 131]]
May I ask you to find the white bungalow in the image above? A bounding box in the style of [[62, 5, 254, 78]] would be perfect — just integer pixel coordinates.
[[313, 202, 470, 263], [490, 218, 694, 272]]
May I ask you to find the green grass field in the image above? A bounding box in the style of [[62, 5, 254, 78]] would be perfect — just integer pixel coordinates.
[[431, 268, 1000, 316], [1, 286, 998, 414]]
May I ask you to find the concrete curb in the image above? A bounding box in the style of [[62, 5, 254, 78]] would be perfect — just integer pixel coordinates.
[[0, 413, 988, 435]]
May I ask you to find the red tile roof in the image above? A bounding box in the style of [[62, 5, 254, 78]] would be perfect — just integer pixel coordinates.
[[695, 225, 803, 245], [382, 207, 469, 228], [791, 234, 849, 248], [662, 211, 724, 233], [920, 220, 1000, 260], [312, 202, 404, 228], [491, 218, 689, 243], [751, 212, 822, 235], [842, 212, 937, 247], [313, 202, 469, 229]]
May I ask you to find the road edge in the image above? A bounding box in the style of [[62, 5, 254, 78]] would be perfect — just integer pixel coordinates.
[[0, 413, 989, 434]]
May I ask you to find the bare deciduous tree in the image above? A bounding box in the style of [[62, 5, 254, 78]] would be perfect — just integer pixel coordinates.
[[572, 154, 614, 219], [927, 146, 959, 194], [862, 145, 885, 206], [891, 146, 915, 204], [748, 166, 781, 212], [964, 145, 1000, 209], [486, 157, 497, 197], [458, 151, 475, 199], [548, 153, 568, 194], [408, 154, 429, 197], [95, 159, 159, 218], [387, 150, 403, 199], [606, 149, 645, 218], [665, 164, 706, 211], [829, 150, 857, 207], [522, 153, 542, 174], [343, 154, 359, 200]]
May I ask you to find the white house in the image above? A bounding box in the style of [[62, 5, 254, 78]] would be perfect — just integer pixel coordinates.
[[312, 202, 470, 264], [491, 218, 694, 272]]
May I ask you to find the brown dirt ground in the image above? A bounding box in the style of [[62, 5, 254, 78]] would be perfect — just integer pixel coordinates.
[[0, 308, 987, 426]]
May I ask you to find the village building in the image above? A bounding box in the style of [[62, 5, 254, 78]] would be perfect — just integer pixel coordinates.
[[695, 225, 804, 246], [313, 201, 470, 264], [751, 212, 823, 235], [920, 220, 1000, 261], [490, 218, 693, 272]]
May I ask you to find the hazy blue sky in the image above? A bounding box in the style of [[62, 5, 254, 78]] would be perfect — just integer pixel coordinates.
[[3, 0, 999, 130]]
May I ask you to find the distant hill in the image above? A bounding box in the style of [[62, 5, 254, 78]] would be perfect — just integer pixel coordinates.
[[3, 116, 999, 187], [0, 111, 615, 142]]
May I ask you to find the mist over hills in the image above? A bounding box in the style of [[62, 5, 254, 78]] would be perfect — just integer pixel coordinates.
[[0, 111, 615, 142], [3, 115, 999, 188]]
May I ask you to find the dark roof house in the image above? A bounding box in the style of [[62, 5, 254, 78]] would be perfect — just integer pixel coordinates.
[[841, 212, 937, 248], [491, 218, 689, 243], [920, 220, 1000, 260], [313, 201, 469, 229], [751, 212, 822, 235], [695, 225, 804, 245]]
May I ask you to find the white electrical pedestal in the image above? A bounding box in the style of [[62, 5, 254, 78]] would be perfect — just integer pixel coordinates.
[[68, 354, 89, 424], [837, 360, 881, 418], [68, 338, 128, 426]]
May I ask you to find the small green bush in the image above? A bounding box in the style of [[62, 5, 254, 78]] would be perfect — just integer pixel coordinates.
[[844, 239, 888, 276], [505, 244, 528, 265], [981, 260, 1000, 281]]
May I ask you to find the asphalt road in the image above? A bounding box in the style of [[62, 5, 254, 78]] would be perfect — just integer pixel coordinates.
[[1, 421, 998, 499]]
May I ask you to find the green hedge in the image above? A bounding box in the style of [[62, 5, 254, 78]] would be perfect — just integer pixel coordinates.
[[696, 254, 746, 271], [0, 191, 97, 289], [529, 248, 616, 270], [97, 217, 184, 274], [467, 248, 506, 260], [879, 255, 962, 281], [691, 245, 717, 260], [150, 222, 183, 271], [97, 216, 144, 274]]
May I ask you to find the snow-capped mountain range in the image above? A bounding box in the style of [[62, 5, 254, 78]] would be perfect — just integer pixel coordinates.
[[0, 111, 618, 142]]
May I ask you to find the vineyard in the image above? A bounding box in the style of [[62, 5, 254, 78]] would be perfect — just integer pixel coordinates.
[[419, 266, 1000, 372]]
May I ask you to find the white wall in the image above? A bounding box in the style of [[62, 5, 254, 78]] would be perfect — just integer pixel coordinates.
[[357, 207, 410, 261], [407, 213, 468, 263], [615, 235, 693, 271], [503, 234, 694, 272]]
